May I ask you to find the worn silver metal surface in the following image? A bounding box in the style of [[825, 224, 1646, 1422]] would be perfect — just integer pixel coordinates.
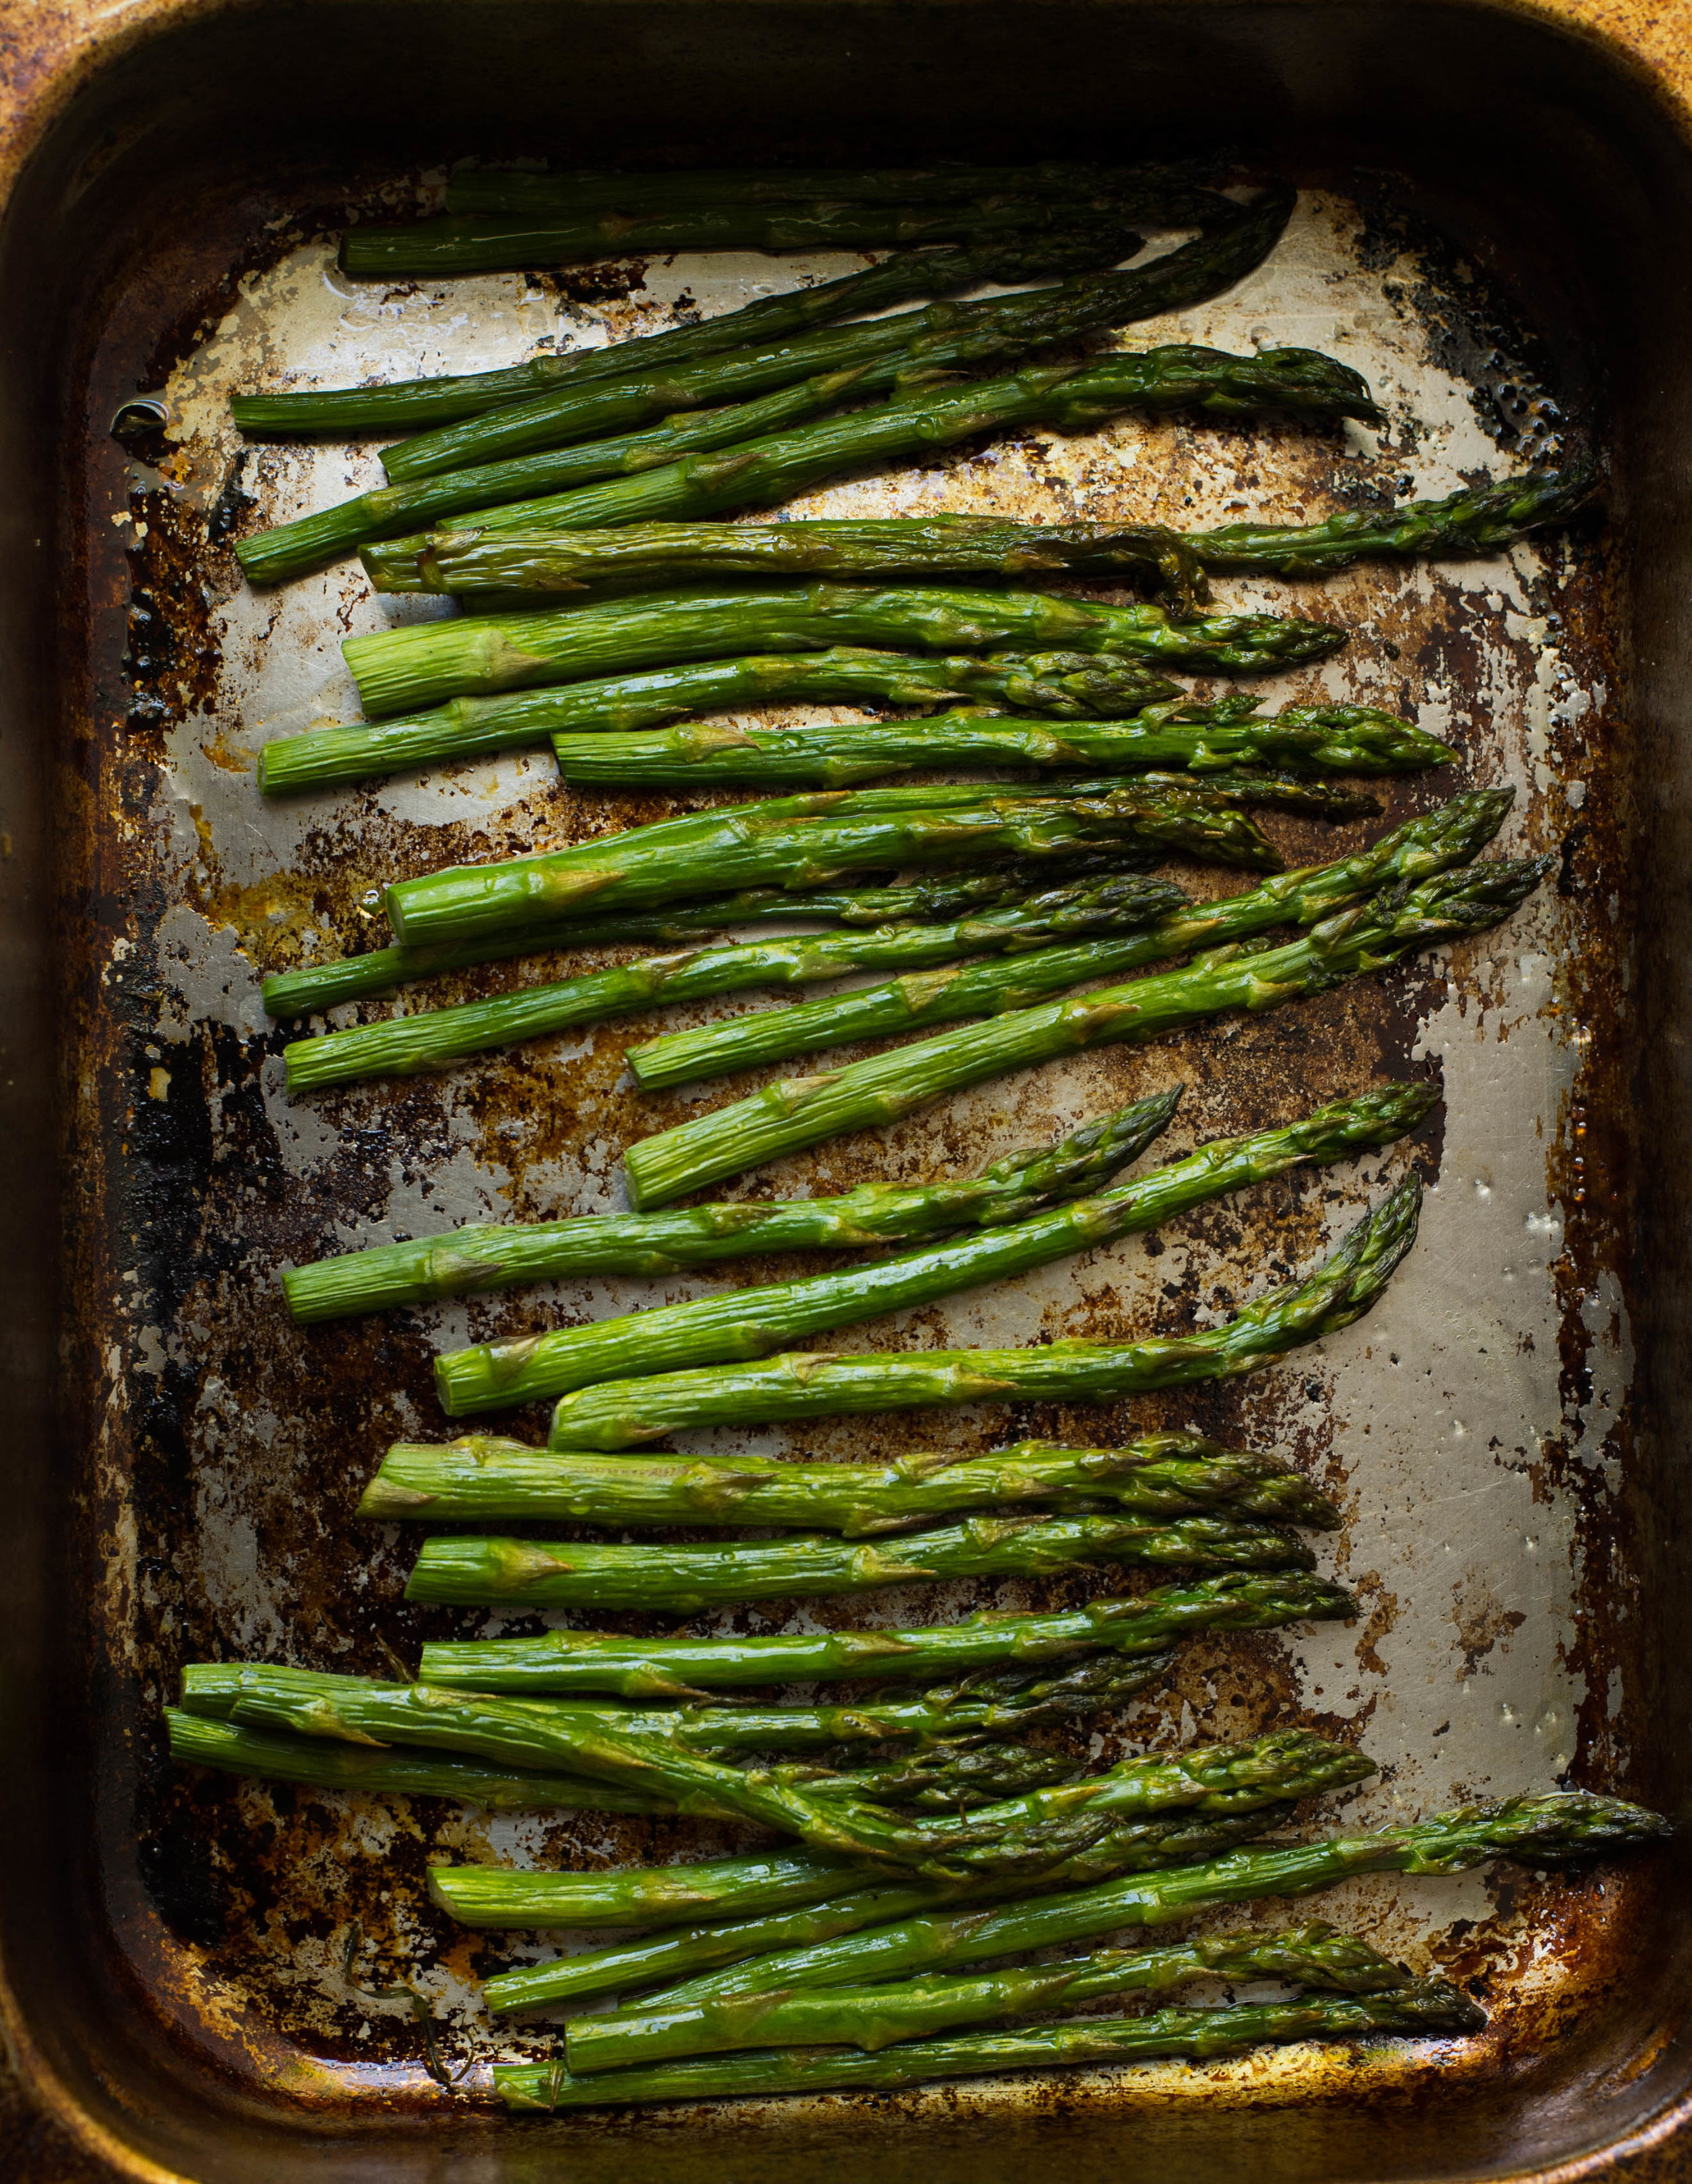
[[86, 187, 1640, 2114]]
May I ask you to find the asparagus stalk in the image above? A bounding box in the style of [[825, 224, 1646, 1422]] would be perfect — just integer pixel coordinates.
[[380, 780, 1284, 952], [566, 1923, 1412, 2072], [650, 1792, 1671, 2006], [366, 518, 1207, 608], [441, 164, 1235, 220], [238, 204, 1289, 579], [284, 1088, 1178, 1319], [340, 196, 1142, 280], [479, 1809, 1295, 2016], [382, 458, 1594, 599], [1192, 458, 1600, 576], [361, 1434, 1336, 1532], [623, 820, 1536, 1195], [258, 646, 1184, 796], [416, 1568, 1354, 1695], [625, 790, 1509, 1096], [543, 1174, 1422, 1451], [165, 1707, 668, 1812], [185, 1647, 1167, 1759], [498, 1982, 1483, 2108], [231, 223, 1152, 434], [346, 580, 1347, 722], [342, 175, 1264, 287], [217, 1667, 1368, 1875], [386, 234, 1302, 482], [406, 1509, 1314, 1612], [552, 701, 1447, 791], [434, 1085, 1429, 1412], [282, 868, 1195, 1094]]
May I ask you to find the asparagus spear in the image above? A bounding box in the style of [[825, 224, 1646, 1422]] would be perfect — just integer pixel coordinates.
[[650, 1792, 1671, 2006], [340, 196, 1142, 280], [185, 1648, 1167, 1759], [407, 1508, 1313, 1613], [347, 580, 1347, 722], [479, 1809, 1296, 2016], [498, 1982, 1483, 2108], [258, 646, 1183, 795], [543, 1174, 1421, 1451], [361, 1434, 1336, 1532], [366, 518, 1207, 608], [230, 223, 1152, 434], [386, 236, 1309, 482], [566, 1923, 1412, 2072], [380, 779, 1284, 951], [435, 1085, 1429, 1412], [282, 867, 1197, 1094], [623, 833, 1540, 1197], [431, 1850, 874, 1930], [342, 175, 1261, 286], [416, 1568, 1354, 1695], [165, 1707, 668, 1812], [284, 1088, 1178, 1319], [238, 205, 1289, 579], [1192, 457, 1600, 577], [219, 1667, 1368, 1874], [552, 702, 1446, 791], [441, 164, 1235, 220], [621, 791, 1503, 1095], [380, 458, 1593, 600]]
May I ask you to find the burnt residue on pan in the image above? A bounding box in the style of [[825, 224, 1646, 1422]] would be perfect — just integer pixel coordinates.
[[44, 156, 1656, 2127]]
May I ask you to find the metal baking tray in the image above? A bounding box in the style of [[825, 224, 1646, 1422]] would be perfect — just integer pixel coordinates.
[[0, 3, 1689, 2177]]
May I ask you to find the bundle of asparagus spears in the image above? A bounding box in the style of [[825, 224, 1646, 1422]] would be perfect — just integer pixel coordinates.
[[158, 161, 1649, 2116]]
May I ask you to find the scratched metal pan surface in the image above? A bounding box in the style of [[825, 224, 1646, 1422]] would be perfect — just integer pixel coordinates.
[[0, 7, 1689, 2181]]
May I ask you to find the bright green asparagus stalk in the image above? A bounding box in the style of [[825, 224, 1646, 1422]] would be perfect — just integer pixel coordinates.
[[432, 1851, 875, 1930], [623, 788, 1512, 1096], [417, 1568, 1354, 1695], [341, 194, 1139, 280], [385, 226, 1302, 481], [566, 1923, 1412, 2073], [382, 457, 1595, 599], [544, 1174, 1422, 1452], [552, 698, 1448, 791], [650, 1791, 1671, 2007], [186, 1648, 1167, 1760], [625, 841, 1541, 1200], [434, 1084, 1430, 1412], [440, 163, 1237, 221], [284, 1088, 1178, 1319], [406, 1508, 1314, 1612], [366, 518, 1208, 608], [346, 579, 1348, 721], [342, 174, 1262, 288], [238, 204, 1289, 580], [258, 646, 1184, 795], [478, 1809, 1295, 2016], [263, 860, 1128, 1018], [165, 1707, 669, 1812], [216, 1669, 1368, 1875], [231, 221, 1153, 434], [498, 1982, 1484, 2109], [1191, 457, 1601, 576], [282, 868, 1194, 1094], [361, 1433, 1337, 1532], [380, 778, 1283, 951]]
